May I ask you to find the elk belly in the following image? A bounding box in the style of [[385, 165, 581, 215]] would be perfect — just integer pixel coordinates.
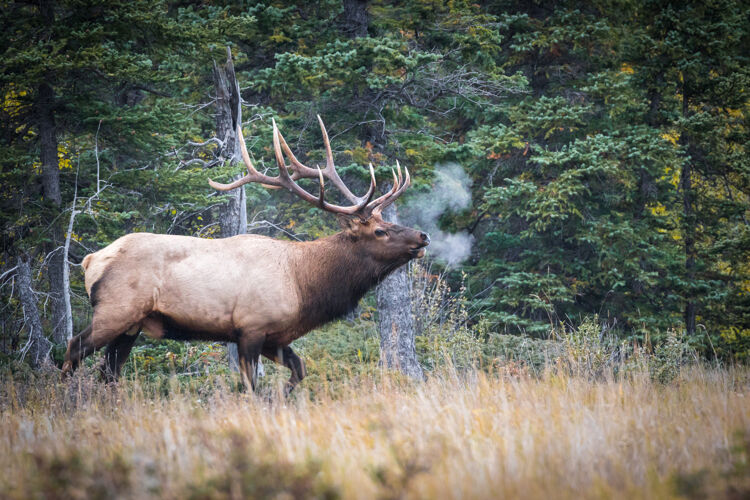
[[140, 314, 165, 339]]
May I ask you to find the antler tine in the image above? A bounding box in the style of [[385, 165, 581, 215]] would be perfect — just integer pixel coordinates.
[[239, 123, 281, 190], [275, 126, 318, 178], [316, 167, 325, 208], [208, 124, 279, 191], [318, 115, 335, 172], [271, 119, 288, 175], [369, 161, 411, 217], [238, 124, 260, 177], [357, 164, 377, 210], [390, 162, 411, 201], [364, 164, 377, 205], [316, 115, 360, 204], [365, 167, 399, 209]]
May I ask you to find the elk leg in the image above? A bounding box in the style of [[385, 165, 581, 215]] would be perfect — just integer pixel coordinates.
[[62, 324, 94, 375], [99, 332, 140, 383], [237, 336, 264, 391], [63, 303, 142, 376], [262, 345, 307, 395]]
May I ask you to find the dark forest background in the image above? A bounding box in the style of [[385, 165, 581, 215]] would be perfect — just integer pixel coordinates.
[[1, 0, 749, 371]]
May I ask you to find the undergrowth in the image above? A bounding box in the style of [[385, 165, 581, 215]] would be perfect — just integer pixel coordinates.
[[1, 364, 748, 499]]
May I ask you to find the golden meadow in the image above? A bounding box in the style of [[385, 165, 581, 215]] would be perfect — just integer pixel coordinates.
[[2, 359, 748, 499]]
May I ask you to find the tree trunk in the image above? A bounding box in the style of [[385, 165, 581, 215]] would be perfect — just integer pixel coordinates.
[[680, 84, 696, 336], [37, 81, 69, 344], [213, 47, 251, 373], [61, 186, 80, 342], [218, 177, 247, 239], [38, 83, 61, 206], [213, 47, 245, 239], [376, 204, 424, 380], [48, 239, 67, 344], [16, 255, 53, 369], [341, 0, 370, 38]]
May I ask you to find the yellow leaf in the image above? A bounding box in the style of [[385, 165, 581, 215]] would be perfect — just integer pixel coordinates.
[[661, 131, 680, 146]]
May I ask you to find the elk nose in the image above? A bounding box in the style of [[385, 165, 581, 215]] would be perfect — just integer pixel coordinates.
[[420, 232, 430, 244]]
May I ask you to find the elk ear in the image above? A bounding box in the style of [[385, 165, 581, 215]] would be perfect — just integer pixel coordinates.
[[337, 214, 366, 234]]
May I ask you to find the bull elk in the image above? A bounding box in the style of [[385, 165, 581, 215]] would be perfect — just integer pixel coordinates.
[[62, 117, 429, 393]]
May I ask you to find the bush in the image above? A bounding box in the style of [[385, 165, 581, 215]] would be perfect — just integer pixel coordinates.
[[410, 262, 482, 371], [649, 329, 698, 383], [482, 332, 562, 373]]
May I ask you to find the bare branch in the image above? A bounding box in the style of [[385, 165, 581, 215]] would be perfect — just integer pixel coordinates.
[[186, 138, 225, 148]]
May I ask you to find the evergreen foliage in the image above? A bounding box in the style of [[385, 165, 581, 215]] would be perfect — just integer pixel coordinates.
[[1, 0, 748, 365]]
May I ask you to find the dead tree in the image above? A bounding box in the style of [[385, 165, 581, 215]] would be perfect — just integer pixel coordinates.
[[376, 204, 424, 380], [212, 47, 248, 371], [16, 255, 53, 369]]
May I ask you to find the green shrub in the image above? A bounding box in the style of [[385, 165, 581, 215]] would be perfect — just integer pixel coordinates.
[[410, 263, 482, 371], [649, 329, 698, 383], [482, 331, 562, 372]]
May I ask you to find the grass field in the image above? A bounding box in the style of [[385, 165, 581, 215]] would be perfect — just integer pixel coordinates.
[[1, 364, 748, 499]]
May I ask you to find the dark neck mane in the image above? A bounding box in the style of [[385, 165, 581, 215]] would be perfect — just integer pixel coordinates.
[[291, 232, 401, 332]]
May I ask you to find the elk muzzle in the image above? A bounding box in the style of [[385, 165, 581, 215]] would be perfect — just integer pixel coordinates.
[[410, 231, 430, 258]]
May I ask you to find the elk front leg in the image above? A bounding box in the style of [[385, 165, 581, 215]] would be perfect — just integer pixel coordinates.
[[262, 344, 307, 395], [237, 336, 264, 391]]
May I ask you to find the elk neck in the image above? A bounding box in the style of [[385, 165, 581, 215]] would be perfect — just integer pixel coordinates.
[[291, 231, 402, 332]]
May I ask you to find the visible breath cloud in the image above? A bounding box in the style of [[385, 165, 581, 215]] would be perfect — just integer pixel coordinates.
[[402, 163, 473, 266]]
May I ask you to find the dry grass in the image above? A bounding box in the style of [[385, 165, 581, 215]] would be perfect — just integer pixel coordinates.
[[1, 366, 749, 499]]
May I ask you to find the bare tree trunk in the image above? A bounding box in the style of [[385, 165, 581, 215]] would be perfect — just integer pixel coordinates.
[[61, 181, 80, 342], [376, 204, 424, 380], [218, 177, 246, 239], [213, 48, 245, 240], [213, 47, 250, 373], [16, 255, 53, 369]]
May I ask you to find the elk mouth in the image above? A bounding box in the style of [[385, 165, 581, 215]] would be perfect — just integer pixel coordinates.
[[409, 244, 428, 258]]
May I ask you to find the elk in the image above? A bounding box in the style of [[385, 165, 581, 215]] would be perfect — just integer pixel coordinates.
[[62, 117, 429, 393]]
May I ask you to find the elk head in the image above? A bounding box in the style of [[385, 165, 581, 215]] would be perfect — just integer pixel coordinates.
[[209, 116, 430, 262]]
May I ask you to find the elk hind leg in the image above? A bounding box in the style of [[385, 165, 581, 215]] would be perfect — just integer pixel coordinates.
[[100, 331, 140, 383], [63, 324, 95, 375], [63, 302, 143, 377], [263, 345, 306, 396]]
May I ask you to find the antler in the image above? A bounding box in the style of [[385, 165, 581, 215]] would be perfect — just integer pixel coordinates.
[[367, 160, 411, 218], [208, 116, 410, 218]]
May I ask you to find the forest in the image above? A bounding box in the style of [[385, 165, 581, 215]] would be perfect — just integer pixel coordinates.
[[1, 0, 749, 498]]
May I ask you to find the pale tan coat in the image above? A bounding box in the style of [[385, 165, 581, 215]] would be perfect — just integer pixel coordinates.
[[83, 232, 302, 343]]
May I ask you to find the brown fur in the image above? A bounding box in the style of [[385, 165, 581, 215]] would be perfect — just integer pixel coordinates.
[[62, 213, 428, 392]]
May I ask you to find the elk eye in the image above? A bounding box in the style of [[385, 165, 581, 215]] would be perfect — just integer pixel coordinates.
[[374, 229, 387, 237]]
